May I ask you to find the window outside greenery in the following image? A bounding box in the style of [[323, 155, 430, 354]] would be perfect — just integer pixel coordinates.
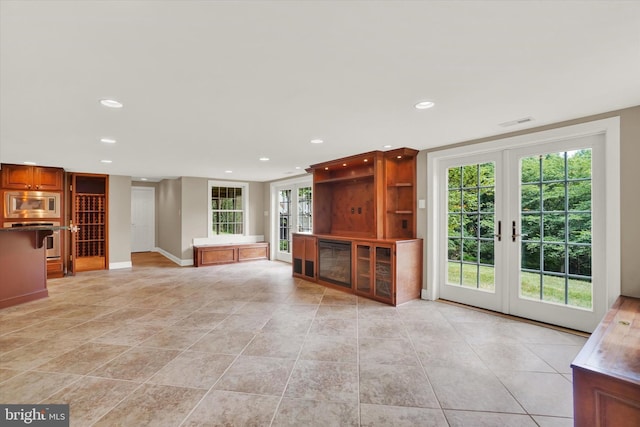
[[298, 186, 312, 233], [447, 162, 496, 291], [520, 149, 592, 308], [211, 185, 244, 235]]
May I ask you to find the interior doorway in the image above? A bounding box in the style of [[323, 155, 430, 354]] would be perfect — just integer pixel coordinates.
[[131, 186, 155, 253]]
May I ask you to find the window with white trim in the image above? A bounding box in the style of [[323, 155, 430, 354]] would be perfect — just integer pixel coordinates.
[[208, 181, 249, 236]]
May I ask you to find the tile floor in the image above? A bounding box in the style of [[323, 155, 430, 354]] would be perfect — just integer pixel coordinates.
[[0, 252, 588, 426]]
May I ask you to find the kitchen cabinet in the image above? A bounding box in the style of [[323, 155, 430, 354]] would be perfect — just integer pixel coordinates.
[[71, 173, 108, 272], [292, 234, 317, 280], [1, 163, 63, 191]]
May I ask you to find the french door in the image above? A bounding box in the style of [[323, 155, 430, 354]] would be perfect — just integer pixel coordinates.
[[437, 133, 607, 332], [274, 183, 312, 262]]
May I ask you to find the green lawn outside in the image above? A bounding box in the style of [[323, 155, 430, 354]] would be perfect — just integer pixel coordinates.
[[447, 262, 592, 309]]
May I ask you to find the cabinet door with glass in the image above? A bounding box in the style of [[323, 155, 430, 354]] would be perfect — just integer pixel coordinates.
[[354, 242, 395, 304]]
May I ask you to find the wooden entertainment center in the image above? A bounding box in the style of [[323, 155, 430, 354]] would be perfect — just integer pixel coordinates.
[[292, 148, 422, 305]]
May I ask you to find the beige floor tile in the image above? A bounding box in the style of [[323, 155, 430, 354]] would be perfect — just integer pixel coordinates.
[[133, 309, 190, 326], [0, 335, 37, 354], [314, 304, 358, 319], [242, 332, 305, 359], [46, 376, 139, 426], [0, 368, 22, 384], [285, 360, 358, 403], [214, 355, 295, 396], [148, 351, 235, 389], [89, 347, 180, 382], [495, 371, 574, 417], [172, 311, 229, 329], [358, 318, 408, 339], [532, 415, 574, 427], [428, 366, 525, 413], [444, 410, 538, 426], [0, 339, 83, 370], [92, 383, 206, 427], [309, 318, 357, 337], [359, 363, 439, 409], [189, 329, 255, 354], [94, 307, 156, 323], [197, 300, 246, 314], [36, 342, 130, 375], [50, 320, 118, 341], [261, 316, 313, 335], [0, 371, 81, 403], [214, 314, 270, 333], [470, 342, 556, 373], [358, 337, 420, 366], [360, 404, 448, 427], [90, 324, 164, 346], [139, 327, 209, 350], [413, 339, 487, 370], [299, 334, 357, 363], [182, 390, 280, 426], [321, 292, 357, 305], [526, 343, 584, 374], [273, 398, 359, 427]]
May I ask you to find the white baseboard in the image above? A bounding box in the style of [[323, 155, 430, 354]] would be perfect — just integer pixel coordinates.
[[154, 247, 193, 267], [421, 289, 430, 300], [109, 261, 132, 270]]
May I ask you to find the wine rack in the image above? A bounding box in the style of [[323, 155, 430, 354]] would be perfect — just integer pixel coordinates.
[[72, 174, 108, 272]]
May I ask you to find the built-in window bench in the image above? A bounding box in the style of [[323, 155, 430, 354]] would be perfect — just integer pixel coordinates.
[[193, 242, 269, 267]]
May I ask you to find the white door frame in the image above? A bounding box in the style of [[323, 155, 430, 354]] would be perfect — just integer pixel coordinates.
[[427, 117, 620, 331], [270, 175, 312, 262], [131, 186, 156, 253]]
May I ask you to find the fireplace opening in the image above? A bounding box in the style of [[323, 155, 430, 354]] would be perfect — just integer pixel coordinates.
[[318, 239, 352, 288]]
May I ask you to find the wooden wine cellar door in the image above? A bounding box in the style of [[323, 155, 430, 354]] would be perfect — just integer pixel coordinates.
[[70, 173, 109, 272]]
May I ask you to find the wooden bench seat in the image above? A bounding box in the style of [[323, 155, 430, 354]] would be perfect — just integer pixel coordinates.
[[193, 242, 269, 267]]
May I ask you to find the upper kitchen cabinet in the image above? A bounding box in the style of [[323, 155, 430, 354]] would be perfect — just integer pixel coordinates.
[[1, 163, 64, 191]]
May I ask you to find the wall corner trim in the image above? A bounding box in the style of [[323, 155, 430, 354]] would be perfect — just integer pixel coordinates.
[[154, 247, 193, 267]]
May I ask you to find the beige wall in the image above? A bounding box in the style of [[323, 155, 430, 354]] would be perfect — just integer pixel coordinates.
[[417, 105, 640, 298], [108, 175, 132, 266], [157, 178, 182, 259], [180, 177, 208, 260]]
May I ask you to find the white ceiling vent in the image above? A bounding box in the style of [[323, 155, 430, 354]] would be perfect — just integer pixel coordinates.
[[499, 117, 534, 127]]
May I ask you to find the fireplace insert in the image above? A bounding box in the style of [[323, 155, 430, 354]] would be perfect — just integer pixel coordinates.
[[318, 239, 352, 288]]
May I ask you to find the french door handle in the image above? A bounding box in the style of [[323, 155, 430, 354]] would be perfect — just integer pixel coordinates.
[[512, 220, 520, 242], [495, 220, 502, 241]]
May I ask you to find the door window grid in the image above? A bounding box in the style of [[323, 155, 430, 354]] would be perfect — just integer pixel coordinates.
[[211, 185, 244, 235], [279, 190, 292, 253], [297, 186, 312, 233], [447, 162, 496, 291], [520, 150, 592, 308]]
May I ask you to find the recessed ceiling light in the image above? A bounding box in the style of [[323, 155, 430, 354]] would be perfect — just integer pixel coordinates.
[[310, 139, 323, 144], [100, 99, 123, 108], [259, 157, 270, 161], [23, 161, 37, 165], [414, 101, 435, 110], [140, 178, 148, 181], [101, 159, 112, 164], [383, 145, 392, 149], [224, 170, 233, 173], [100, 137, 116, 144]]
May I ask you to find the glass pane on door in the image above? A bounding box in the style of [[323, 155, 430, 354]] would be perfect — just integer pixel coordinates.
[[279, 189, 292, 253], [297, 186, 312, 232], [519, 150, 592, 309], [447, 162, 496, 291]]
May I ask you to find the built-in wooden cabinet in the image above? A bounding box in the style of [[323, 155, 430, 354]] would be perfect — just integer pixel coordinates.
[[194, 242, 269, 267], [572, 296, 640, 427], [295, 147, 423, 305], [292, 234, 317, 280], [71, 173, 108, 272], [1, 164, 63, 191]]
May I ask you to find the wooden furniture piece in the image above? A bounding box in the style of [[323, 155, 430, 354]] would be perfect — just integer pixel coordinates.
[[1, 163, 63, 191], [571, 296, 640, 426], [293, 147, 423, 306], [71, 173, 109, 272], [0, 225, 65, 308], [194, 242, 269, 267], [292, 234, 317, 280]]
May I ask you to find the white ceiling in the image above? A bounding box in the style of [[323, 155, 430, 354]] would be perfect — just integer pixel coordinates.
[[1, 1, 639, 182]]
